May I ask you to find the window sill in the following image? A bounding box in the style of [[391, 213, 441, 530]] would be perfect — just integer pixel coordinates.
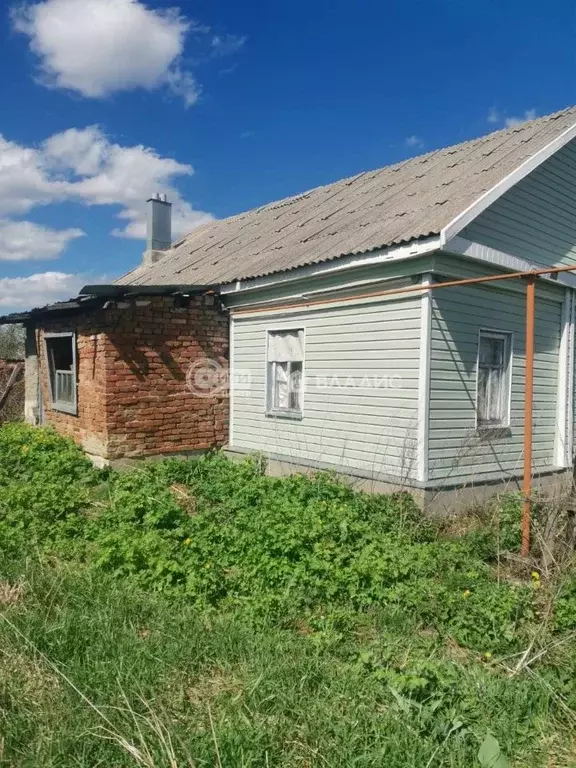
[[50, 402, 78, 416], [476, 425, 511, 440], [265, 410, 303, 421]]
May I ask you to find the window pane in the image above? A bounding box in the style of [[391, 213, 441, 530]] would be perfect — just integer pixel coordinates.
[[267, 329, 305, 414], [487, 366, 503, 421], [274, 362, 289, 409], [477, 367, 488, 421], [289, 362, 303, 410], [479, 336, 504, 367], [477, 332, 510, 426]]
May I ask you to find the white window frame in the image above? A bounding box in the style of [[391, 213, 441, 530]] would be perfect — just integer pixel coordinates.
[[265, 327, 305, 419], [475, 328, 513, 429], [44, 331, 78, 416]]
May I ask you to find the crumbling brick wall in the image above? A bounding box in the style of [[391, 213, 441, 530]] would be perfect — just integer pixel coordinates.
[[37, 295, 229, 462], [37, 314, 109, 456]]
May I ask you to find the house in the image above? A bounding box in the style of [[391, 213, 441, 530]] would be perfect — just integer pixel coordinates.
[[4, 105, 576, 510]]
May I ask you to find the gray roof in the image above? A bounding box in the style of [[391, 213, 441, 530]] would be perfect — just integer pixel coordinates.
[[118, 106, 576, 287]]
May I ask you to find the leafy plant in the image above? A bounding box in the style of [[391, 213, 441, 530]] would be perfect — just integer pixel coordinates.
[[1, 425, 576, 766]]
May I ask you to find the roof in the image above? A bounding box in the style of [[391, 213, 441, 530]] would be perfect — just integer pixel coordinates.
[[0, 284, 212, 325], [117, 106, 576, 288]]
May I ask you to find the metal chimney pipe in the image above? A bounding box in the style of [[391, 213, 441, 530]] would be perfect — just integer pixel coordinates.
[[143, 194, 172, 266]]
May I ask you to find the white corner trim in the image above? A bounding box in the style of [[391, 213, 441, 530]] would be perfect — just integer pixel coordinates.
[[417, 273, 432, 483], [440, 120, 576, 245], [554, 288, 575, 467], [219, 236, 441, 295], [229, 314, 235, 447], [445, 236, 576, 288]]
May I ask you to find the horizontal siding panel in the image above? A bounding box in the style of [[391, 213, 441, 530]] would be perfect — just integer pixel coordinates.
[[462, 138, 576, 267], [231, 296, 421, 480], [232, 424, 417, 450], [428, 282, 562, 483], [235, 385, 419, 402], [235, 404, 419, 420], [232, 434, 416, 471]]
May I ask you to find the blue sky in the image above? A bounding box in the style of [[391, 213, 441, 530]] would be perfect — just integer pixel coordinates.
[[0, 0, 575, 311]]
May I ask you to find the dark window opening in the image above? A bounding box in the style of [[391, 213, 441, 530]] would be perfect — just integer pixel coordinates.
[[45, 333, 77, 415]]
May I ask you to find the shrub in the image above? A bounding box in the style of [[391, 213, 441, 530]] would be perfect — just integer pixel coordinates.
[[0, 426, 554, 654], [0, 425, 101, 557], [553, 574, 576, 632], [0, 424, 97, 485]]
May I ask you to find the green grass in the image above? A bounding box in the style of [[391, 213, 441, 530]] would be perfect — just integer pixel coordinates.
[[0, 424, 575, 766]]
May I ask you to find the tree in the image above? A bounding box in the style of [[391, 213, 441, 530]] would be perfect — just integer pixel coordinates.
[[0, 325, 25, 360]]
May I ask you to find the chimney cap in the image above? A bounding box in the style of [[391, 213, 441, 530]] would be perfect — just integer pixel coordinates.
[[147, 192, 171, 205]]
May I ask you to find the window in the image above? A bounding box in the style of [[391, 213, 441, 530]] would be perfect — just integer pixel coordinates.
[[476, 330, 512, 428], [266, 329, 304, 417], [45, 332, 77, 415]]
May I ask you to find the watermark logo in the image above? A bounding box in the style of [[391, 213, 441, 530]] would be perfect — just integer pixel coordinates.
[[186, 358, 228, 397], [186, 358, 403, 397]]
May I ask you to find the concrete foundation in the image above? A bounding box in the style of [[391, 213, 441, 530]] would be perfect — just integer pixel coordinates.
[[225, 447, 574, 515]]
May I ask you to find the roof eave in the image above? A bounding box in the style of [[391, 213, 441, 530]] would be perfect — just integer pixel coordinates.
[[0, 283, 217, 325], [440, 118, 576, 245]]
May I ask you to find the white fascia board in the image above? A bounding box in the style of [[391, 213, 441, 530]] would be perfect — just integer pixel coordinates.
[[229, 314, 235, 447], [554, 289, 575, 467], [440, 121, 576, 245], [417, 274, 432, 483], [219, 236, 441, 296], [445, 236, 576, 289]]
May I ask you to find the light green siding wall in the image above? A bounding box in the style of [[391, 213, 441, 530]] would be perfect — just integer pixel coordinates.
[[231, 295, 422, 482], [461, 138, 576, 267], [428, 281, 563, 484]]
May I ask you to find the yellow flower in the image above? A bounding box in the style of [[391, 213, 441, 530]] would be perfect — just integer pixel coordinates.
[[531, 571, 540, 581], [462, 589, 471, 598], [484, 652, 492, 660], [183, 538, 191, 545]]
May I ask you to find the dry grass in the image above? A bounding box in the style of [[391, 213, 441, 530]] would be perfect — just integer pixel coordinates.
[[0, 578, 25, 607], [0, 646, 60, 706], [542, 732, 576, 767], [170, 484, 198, 516], [0, 377, 24, 425]]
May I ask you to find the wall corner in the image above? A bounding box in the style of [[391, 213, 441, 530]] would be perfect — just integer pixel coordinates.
[[417, 273, 432, 483]]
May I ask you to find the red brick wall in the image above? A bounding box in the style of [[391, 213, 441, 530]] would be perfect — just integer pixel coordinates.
[[38, 312, 117, 457], [37, 295, 229, 461]]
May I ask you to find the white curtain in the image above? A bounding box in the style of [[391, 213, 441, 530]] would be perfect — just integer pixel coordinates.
[[274, 363, 290, 409], [268, 330, 303, 362]]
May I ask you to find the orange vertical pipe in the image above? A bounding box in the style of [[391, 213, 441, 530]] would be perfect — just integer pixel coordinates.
[[522, 276, 536, 558]]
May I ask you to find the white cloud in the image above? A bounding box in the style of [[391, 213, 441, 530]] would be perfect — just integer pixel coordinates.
[[0, 135, 67, 215], [505, 109, 537, 128], [0, 271, 87, 310], [0, 125, 213, 260], [45, 126, 213, 238], [487, 106, 537, 128], [405, 135, 424, 148], [12, 0, 199, 105], [487, 106, 501, 124], [210, 34, 246, 57], [0, 220, 84, 261]]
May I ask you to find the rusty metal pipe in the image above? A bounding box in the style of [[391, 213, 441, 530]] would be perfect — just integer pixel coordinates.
[[522, 276, 536, 557], [234, 261, 576, 316]]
